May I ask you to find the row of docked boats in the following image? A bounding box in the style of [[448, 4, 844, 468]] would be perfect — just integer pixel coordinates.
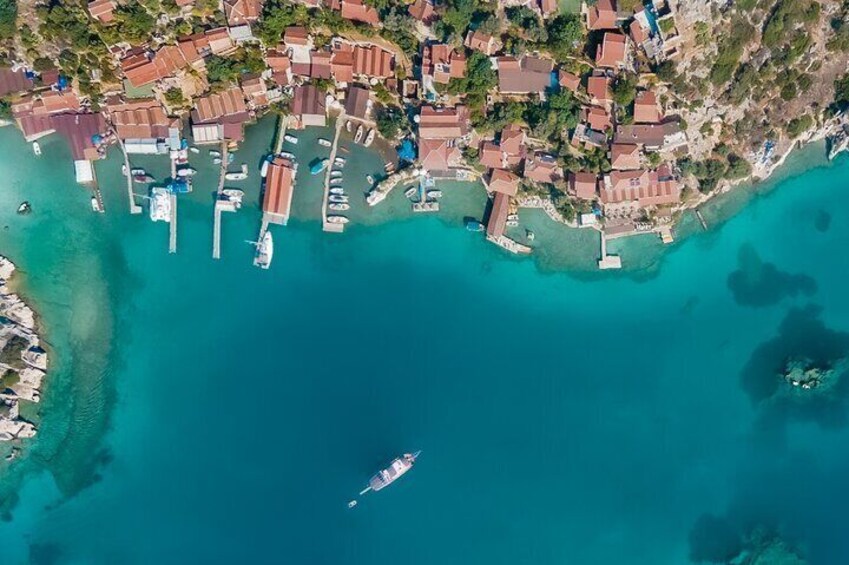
[[349, 123, 376, 147]]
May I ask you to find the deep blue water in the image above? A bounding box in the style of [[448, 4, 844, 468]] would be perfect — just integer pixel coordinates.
[[0, 124, 848, 564]]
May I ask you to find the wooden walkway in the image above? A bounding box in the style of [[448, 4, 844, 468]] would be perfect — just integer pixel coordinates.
[[169, 192, 177, 254], [212, 142, 229, 260], [274, 116, 289, 155], [322, 114, 346, 233], [116, 135, 143, 214]]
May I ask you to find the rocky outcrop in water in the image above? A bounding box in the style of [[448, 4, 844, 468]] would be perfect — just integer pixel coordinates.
[[0, 257, 47, 445]]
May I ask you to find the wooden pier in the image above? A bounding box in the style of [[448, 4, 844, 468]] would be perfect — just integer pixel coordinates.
[[322, 114, 346, 233], [695, 209, 708, 230], [169, 192, 177, 254], [274, 116, 290, 155], [116, 135, 143, 214], [212, 142, 229, 260]]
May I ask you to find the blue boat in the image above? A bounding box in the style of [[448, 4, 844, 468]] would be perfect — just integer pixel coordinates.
[[465, 219, 484, 232], [310, 158, 329, 175], [167, 179, 190, 194]]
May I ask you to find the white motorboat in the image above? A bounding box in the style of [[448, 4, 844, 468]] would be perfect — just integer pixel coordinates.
[[318, 138, 332, 147], [329, 187, 345, 195], [507, 213, 519, 221], [330, 170, 343, 178], [213, 158, 222, 165], [404, 187, 417, 198], [177, 167, 197, 177], [131, 168, 146, 176], [149, 187, 171, 223], [328, 202, 350, 211], [506, 220, 519, 227], [279, 151, 295, 159], [284, 134, 298, 144], [426, 190, 442, 198], [346, 120, 353, 133], [224, 164, 249, 181], [32, 141, 41, 156], [222, 189, 244, 206], [329, 194, 349, 203], [354, 125, 364, 144], [326, 215, 349, 224], [17, 202, 31, 214], [189, 146, 200, 154], [260, 159, 270, 178], [364, 128, 375, 147], [366, 175, 375, 184], [334, 156, 346, 164], [330, 178, 343, 185], [209, 150, 221, 157], [90, 196, 103, 213], [253, 231, 273, 269]]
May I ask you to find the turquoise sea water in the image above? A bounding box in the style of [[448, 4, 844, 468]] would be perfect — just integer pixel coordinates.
[[1, 119, 849, 563]]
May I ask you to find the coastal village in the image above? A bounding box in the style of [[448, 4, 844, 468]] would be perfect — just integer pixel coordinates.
[[0, 0, 848, 271]]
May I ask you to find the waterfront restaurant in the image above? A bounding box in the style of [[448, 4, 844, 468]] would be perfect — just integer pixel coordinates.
[[262, 157, 296, 225]]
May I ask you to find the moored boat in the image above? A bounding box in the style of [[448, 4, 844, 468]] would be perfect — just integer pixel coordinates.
[[189, 146, 200, 154], [284, 134, 298, 144], [254, 231, 273, 269], [133, 174, 154, 183], [149, 187, 171, 223], [176, 167, 197, 177], [318, 138, 332, 147], [329, 194, 349, 203], [326, 215, 349, 224], [404, 186, 417, 198], [366, 175, 375, 184], [130, 168, 146, 176], [224, 171, 248, 181], [330, 178, 343, 185], [329, 187, 345, 195], [32, 141, 41, 156], [506, 220, 519, 227], [209, 149, 221, 157], [354, 125, 364, 144], [279, 151, 295, 159], [426, 189, 442, 198], [465, 219, 484, 232], [17, 201, 31, 215], [364, 128, 375, 147], [260, 159, 270, 178], [330, 170, 343, 178], [213, 158, 222, 165], [222, 188, 244, 207], [310, 158, 329, 175], [346, 120, 353, 133], [90, 196, 103, 213], [366, 451, 421, 492], [328, 202, 350, 211]]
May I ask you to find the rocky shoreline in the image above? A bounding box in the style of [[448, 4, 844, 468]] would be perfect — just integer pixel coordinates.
[[0, 257, 47, 448]]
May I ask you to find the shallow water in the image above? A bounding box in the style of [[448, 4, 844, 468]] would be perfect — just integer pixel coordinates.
[[0, 122, 849, 564]]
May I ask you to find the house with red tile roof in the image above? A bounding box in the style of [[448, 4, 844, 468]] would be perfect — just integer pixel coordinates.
[[337, 0, 380, 25], [88, 0, 116, 23], [206, 27, 236, 55], [106, 98, 179, 140], [487, 191, 511, 238], [291, 84, 327, 128], [585, 106, 612, 131], [266, 48, 292, 86], [523, 152, 562, 184], [487, 169, 520, 196], [418, 105, 470, 140], [191, 87, 250, 143], [353, 44, 394, 78], [409, 0, 436, 23], [587, 75, 612, 106], [630, 18, 649, 45], [464, 31, 501, 56], [329, 42, 354, 84], [633, 91, 660, 123], [422, 44, 466, 86], [558, 70, 581, 93], [479, 125, 526, 171], [600, 165, 680, 208], [614, 122, 687, 151], [223, 0, 263, 27], [497, 56, 553, 95], [345, 86, 373, 121], [570, 172, 598, 200], [262, 157, 296, 225], [596, 33, 628, 69], [0, 67, 33, 97], [585, 0, 618, 30], [419, 138, 462, 172], [610, 143, 641, 170], [310, 50, 332, 79], [241, 75, 268, 107]]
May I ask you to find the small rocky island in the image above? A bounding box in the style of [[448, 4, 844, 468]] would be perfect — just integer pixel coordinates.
[[0, 257, 47, 445], [780, 356, 838, 392]]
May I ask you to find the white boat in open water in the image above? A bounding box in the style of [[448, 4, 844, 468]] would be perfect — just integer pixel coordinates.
[[365, 451, 421, 493], [32, 142, 41, 156], [254, 231, 273, 269]]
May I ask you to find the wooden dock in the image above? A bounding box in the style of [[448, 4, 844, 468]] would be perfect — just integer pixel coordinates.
[[322, 114, 346, 233], [212, 142, 229, 260], [116, 135, 143, 214], [274, 116, 289, 155], [695, 209, 708, 230], [169, 192, 177, 254]]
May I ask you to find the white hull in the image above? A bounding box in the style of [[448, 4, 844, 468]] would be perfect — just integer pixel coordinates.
[[254, 231, 273, 269]]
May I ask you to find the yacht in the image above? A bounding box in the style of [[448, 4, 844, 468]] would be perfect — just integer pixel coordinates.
[[176, 167, 197, 177], [254, 231, 273, 269], [506, 220, 519, 227], [213, 158, 222, 165], [222, 189, 244, 208], [130, 168, 146, 176], [225, 171, 248, 181], [149, 187, 171, 223], [260, 159, 270, 178], [366, 452, 421, 492], [507, 213, 519, 222], [279, 151, 295, 159], [16, 201, 31, 214]]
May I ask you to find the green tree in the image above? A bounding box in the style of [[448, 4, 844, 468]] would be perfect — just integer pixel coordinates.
[[256, 0, 310, 44], [448, 51, 497, 109], [546, 14, 583, 59], [0, 0, 15, 40], [163, 87, 186, 107], [375, 104, 408, 139], [114, 2, 156, 45], [611, 73, 637, 107]]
